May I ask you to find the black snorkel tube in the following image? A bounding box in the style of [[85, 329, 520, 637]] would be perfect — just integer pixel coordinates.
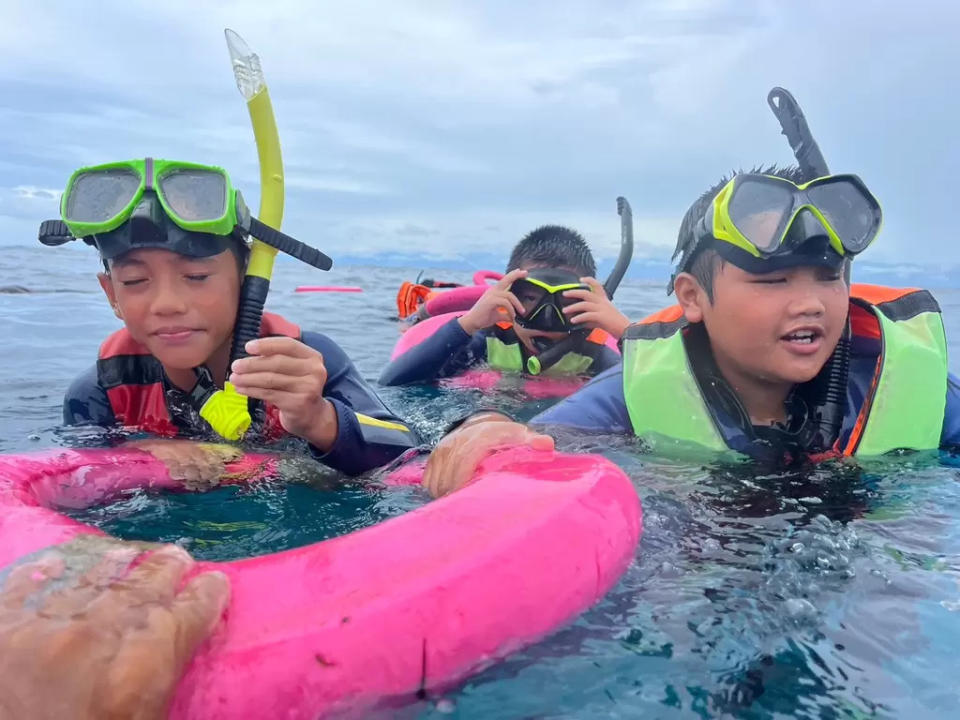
[[767, 87, 849, 454], [767, 88, 830, 184], [526, 196, 634, 375]]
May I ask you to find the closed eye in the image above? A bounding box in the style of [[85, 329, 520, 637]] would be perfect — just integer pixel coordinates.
[[751, 277, 787, 284], [120, 278, 147, 287], [186, 274, 211, 282]]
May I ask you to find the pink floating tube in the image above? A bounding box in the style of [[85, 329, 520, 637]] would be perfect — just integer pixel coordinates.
[[391, 311, 468, 360], [422, 285, 486, 317], [419, 270, 503, 318], [0, 445, 641, 719], [472, 269, 503, 286], [441, 369, 591, 399]]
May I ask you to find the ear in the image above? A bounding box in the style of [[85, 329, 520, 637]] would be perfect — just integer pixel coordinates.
[[98, 272, 123, 319], [673, 272, 706, 324]]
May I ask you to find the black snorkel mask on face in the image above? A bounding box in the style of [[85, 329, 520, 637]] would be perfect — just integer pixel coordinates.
[[511, 268, 590, 333]]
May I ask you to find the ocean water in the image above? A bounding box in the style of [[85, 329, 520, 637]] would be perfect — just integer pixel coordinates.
[[2, 243, 960, 718]]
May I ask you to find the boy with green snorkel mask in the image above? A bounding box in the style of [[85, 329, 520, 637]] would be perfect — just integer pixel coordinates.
[[418, 92, 960, 498], [379, 224, 631, 386], [41, 158, 418, 476]]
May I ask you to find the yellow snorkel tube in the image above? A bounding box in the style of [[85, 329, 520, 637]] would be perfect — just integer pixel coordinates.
[[194, 29, 285, 440]]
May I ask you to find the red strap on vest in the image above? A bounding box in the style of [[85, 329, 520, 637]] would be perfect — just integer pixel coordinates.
[[99, 312, 300, 436]]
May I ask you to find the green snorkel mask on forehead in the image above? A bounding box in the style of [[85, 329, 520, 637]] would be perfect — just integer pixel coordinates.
[[38, 157, 332, 271]]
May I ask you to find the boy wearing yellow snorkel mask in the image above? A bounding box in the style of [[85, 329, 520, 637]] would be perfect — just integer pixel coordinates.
[[42, 158, 418, 476], [419, 165, 960, 498], [379, 225, 628, 386]]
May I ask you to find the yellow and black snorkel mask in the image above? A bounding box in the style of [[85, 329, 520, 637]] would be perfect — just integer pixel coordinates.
[[671, 171, 883, 288], [511, 268, 590, 333]]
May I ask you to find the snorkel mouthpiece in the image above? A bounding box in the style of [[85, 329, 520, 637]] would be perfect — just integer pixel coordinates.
[[198, 382, 252, 440]]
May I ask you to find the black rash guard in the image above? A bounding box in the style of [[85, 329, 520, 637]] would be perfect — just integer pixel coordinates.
[[64, 330, 419, 476]]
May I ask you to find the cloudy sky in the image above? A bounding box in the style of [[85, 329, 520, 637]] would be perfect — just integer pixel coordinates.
[[1, 0, 957, 273]]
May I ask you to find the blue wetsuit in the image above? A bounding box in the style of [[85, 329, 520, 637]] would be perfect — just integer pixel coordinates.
[[532, 329, 960, 457], [64, 331, 419, 476], [379, 316, 621, 386]]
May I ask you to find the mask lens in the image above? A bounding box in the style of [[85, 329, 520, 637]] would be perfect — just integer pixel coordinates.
[[64, 169, 141, 224], [728, 177, 794, 253], [158, 169, 228, 222], [511, 279, 549, 314], [806, 179, 879, 254]]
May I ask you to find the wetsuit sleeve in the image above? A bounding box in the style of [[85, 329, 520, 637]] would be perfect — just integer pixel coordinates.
[[378, 317, 488, 385], [63, 364, 117, 427], [530, 365, 632, 433], [301, 331, 419, 475], [940, 373, 960, 448]]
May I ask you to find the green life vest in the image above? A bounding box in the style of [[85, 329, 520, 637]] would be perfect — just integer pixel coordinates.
[[621, 285, 948, 457], [485, 330, 597, 377]]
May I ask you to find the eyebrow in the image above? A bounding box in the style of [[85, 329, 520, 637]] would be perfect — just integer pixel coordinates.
[[110, 257, 146, 270]]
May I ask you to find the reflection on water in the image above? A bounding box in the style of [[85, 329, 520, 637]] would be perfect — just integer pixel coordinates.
[[66, 476, 426, 562]]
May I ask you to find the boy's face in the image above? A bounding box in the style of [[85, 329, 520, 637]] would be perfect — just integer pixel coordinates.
[[680, 262, 848, 391], [98, 247, 241, 371]]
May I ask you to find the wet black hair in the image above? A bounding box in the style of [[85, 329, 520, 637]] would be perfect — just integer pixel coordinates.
[[506, 225, 597, 277], [675, 165, 808, 303]]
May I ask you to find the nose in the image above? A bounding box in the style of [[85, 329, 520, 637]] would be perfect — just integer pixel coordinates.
[[149, 275, 188, 316], [786, 275, 827, 318]]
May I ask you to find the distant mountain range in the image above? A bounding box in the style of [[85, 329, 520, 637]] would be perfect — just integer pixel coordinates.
[[283, 251, 958, 289]]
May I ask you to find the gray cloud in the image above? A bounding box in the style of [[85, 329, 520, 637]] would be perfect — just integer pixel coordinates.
[[2, 0, 958, 270]]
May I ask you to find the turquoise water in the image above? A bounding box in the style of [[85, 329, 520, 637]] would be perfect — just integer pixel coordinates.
[[2, 245, 960, 717]]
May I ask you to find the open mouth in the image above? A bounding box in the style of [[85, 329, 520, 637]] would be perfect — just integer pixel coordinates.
[[782, 329, 819, 344], [780, 328, 824, 353]]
